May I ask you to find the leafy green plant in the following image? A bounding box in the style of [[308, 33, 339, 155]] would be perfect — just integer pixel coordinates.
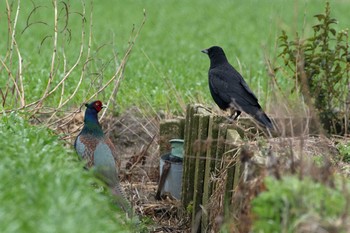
[[337, 142, 350, 162], [252, 176, 348, 233], [277, 1, 350, 134], [0, 113, 133, 233]]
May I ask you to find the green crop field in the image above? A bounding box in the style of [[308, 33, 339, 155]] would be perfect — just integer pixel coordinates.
[[1, 0, 350, 113]]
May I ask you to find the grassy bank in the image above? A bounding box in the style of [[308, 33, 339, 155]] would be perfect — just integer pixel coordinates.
[[0, 114, 131, 233]]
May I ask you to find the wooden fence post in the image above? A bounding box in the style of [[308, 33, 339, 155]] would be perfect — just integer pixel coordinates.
[[159, 118, 185, 156], [223, 128, 242, 216], [180, 105, 246, 232], [182, 105, 199, 209], [192, 114, 210, 227]]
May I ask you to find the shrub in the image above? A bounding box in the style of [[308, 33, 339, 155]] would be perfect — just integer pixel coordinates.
[[277, 1, 350, 134], [252, 176, 349, 233], [337, 142, 350, 163]]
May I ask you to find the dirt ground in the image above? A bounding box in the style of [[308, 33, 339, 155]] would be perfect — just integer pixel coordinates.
[[65, 107, 350, 232], [101, 107, 190, 232], [61, 105, 189, 232]]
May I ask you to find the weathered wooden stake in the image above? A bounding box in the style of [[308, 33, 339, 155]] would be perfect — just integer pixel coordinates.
[[215, 124, 229, 175], [192, 114, 210, 226], [182, 105, 199, 208], [179, 105, 272, 232], [201, 116, 225, 231], [223, 128, 241, 215], [159, 118, 185, 156]]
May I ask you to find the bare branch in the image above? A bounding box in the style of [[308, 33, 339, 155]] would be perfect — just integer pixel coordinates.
[[97, 10, 147, 119], [37, 0, 59, 108]]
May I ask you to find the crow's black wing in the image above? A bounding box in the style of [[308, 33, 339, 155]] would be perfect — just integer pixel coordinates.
[[209, 65, 260, 108], [239, 76, 258, 102], [210, 66, 273, 128], [209, 69, 232, 109]]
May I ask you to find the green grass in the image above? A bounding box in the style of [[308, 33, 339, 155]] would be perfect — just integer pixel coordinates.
[[0, 113, 132, 233], [252, 175, 349, 233], [1, 0, 350, 112]]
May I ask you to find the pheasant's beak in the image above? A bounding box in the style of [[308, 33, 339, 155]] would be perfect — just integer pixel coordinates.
[[102, 105, 107, 109]]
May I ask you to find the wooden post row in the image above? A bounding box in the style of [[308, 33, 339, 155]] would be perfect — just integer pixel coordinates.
[[180, 105, 244, 232]]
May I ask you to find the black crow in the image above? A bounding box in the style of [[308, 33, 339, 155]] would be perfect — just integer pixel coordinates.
[[202, 46, 273, 129]]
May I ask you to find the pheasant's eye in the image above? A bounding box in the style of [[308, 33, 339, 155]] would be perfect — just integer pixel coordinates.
[[95, 101, 102, 107]]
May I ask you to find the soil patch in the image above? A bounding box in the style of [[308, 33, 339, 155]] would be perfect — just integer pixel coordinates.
[[103, 107, 190, 232]]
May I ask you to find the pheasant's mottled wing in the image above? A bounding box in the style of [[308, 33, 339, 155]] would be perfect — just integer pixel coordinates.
[[104, 137, 120, 168], [75, 134, 100, 168], [93, 141, 119, 186]]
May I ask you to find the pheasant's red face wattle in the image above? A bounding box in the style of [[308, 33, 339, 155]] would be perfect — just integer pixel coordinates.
[[94, 101, 103, 112]]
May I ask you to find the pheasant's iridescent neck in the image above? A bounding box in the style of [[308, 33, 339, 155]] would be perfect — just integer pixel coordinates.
[[82, 108, 104, 137]]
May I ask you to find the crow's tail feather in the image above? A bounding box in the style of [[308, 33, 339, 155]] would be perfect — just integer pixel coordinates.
[[254, 110, 274, 129], [229, 102, 275, 130]]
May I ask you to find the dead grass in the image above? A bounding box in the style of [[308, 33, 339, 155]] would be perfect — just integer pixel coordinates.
[[70, 104, 348, 232], [123, 182, 190, 233], [206, 134, 350, 233], [60, 105, 189, 231], [1, 0, 145, 136]]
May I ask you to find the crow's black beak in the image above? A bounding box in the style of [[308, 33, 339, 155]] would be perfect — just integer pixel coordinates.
[[201, 49, 208, 54]]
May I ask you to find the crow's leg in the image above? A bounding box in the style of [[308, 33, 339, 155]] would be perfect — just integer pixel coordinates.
[[233, 110, 241, 120], [229, 109, 241, 120], [229, 108, 235, 118]]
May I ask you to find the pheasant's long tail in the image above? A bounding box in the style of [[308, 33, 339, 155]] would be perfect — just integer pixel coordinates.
[[112, 184, 134, 218]]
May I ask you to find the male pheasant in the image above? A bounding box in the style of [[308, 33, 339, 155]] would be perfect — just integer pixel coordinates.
[[74, 100, 132, 216]]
